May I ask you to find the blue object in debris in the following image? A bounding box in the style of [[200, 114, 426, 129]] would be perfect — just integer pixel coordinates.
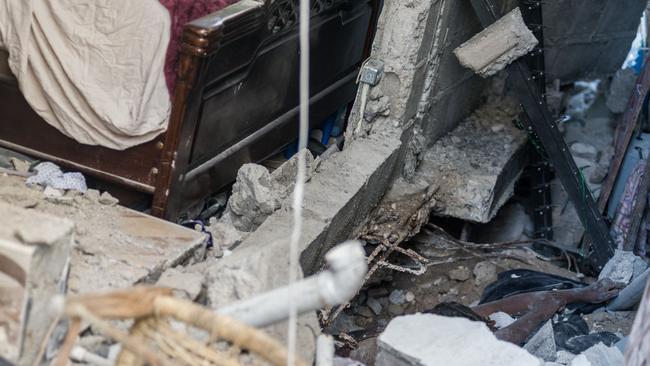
[[321, 114, 336, 145], [181, 219, 213, 248]]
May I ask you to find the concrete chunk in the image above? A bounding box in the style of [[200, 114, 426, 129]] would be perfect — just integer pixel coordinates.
[[224, 164, 280, 232], [376, 314, 540, 366], [0, 203, 73, 365], [571, 343, 624, 366], [598, 250, 647, 285], [420, 98, 528, 223], [454, 8, 538, 77], [524, 320, 557, 362]]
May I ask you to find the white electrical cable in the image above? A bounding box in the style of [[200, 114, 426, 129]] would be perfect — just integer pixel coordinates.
[[287, 0, 310, 364]]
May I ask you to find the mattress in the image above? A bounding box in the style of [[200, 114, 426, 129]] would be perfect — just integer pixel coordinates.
[[0, 1, 172, 150]]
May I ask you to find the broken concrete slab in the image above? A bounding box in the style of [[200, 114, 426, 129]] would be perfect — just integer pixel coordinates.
[[0, 203, 73, 365], [420, 98, 529, 223], [156, 267, 205, 301], [376, 314, 540, 366], [271, 149, 316, 199], [206, 238, 320, 364], [598, 250, 647, 285], [524, 320, 557, 362], [204, 131, 403, 364], [0, 175, 208, 295], [223, 164, 280, 232], [234, 129, 403, 273], [454, 8, 538, 78], [207, 219, 244, 250]]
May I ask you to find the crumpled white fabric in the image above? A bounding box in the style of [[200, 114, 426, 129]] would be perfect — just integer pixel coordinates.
[[0, 0, 172, 150], [26, 162, 87, 192]]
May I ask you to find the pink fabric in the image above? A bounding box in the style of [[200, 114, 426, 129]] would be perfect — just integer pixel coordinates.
[[610, 160, 646, 250], [159, 0, 240, 92]]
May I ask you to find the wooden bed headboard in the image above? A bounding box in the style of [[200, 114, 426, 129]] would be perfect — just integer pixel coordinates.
[[153, 0, 381, 220], [0, 0, 382, 222]]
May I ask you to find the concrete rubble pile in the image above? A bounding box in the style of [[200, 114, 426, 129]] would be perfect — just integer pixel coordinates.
[[2, 0, 650, 365]]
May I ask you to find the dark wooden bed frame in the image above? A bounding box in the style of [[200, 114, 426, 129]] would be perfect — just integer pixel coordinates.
[[0, 0, 381, 221]]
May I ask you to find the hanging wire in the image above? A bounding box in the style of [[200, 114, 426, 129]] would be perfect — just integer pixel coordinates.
[[287, 0, 310, 364]]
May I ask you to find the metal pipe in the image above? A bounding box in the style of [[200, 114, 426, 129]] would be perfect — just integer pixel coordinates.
[[217, 241, 367, 328]]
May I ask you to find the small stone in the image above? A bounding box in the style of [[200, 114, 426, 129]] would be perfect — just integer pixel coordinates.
[[10, 157, 30, 173], [43, 186, 63, 198], [474, 261, 498, 286], [575, 343, 624, 366], [389, 290, 407, 305], [387, 303, 405, 316], [85, 189, 101, 202], [208, 221, 244, 249], [225, 164, 279, 232], [491, 124, 505, 133], [450, 136, 462, 145], [556, 350, 577, 365], [570, 142, 598, 161], [449, 266, 471, 281], [350, 337, 378, 366], [98, 191, 119, 206], [523, 320, 556, 362], [367, 297, 383, 315], [156, 268, 205, 300], [356, 306, 374, 318], [590, 163, 609, 184], [368, 287, 390, 298], [599, 250, 647, 285], [405, 291, 415, 303]]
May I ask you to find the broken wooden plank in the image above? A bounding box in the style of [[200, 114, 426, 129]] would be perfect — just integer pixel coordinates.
[[598, 55, 650, 212]]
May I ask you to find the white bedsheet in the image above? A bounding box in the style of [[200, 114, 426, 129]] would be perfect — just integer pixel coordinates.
[[0, 0, 172, 150]]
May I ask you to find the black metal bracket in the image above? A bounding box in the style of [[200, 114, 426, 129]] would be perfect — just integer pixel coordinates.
[[468, 0, 615, 269], [520, 0, 554, 243]]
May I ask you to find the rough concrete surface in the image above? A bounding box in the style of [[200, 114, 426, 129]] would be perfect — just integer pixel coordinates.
[[204, 130, 403, 363], [376, 314, 540, 366], [222, 164, 280, 232], [583, 311, 636, 336], [420, 97, 529, 223], [454, 8, 538, 78], [524, 320, 557, 362], [0, 174, 207, 295], [156, 267, 205, 301], [598, 249, 647, 285], [0, 202, 73, 365], [345, 0, 504, 151], [570, 343, 624, 366]]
